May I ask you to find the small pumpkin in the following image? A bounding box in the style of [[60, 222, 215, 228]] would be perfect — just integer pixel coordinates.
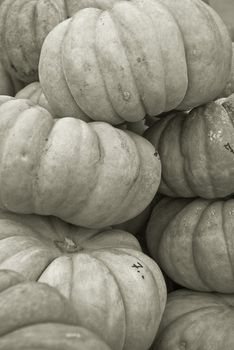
[[153, 289, 234, 350], [144, 93, 234, 199], [0, 269, 111, 350], [0, 210, 167, 350], [146, 196, 234, 293], [39, 0, 232, 123], [0, 96, 160, 228]]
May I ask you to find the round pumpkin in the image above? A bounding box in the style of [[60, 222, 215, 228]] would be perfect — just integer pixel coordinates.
[[146, 196, 234, 293], [39, 0, 231, 123], [15, 81, 53, 114], [153, 289, 234, 350], [0, 210, 167, 350], [0, 96, 160, 228], [144, 93, 234, 199], [0, 269, 111, 350]]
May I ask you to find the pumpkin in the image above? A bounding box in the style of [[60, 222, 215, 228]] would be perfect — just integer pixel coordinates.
[[39, 0, 231, 123], [0, 209, 167, 350], [0, 0, 67, 82], [0, 96, 160, 228], [0, 60, 24, 95], [146, 195, 234, 293], [0, 269, 112, 350], [0, 0, 119, 84], [153, 289, 234, 350], [144, 93, 234, 199], [16, 81, 53, 114]]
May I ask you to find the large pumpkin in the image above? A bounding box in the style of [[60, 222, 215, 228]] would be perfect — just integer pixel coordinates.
[[146, 196, 234, 293], [0, 269, 111, 350], [0, 210, 167, 350], [0, 96, 160, 228], [153, 289, 234, 350], [39, 0, 232, 123], [144, 93, 234, 199]]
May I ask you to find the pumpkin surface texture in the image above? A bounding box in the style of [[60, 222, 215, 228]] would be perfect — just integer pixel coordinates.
[[0, 0, 120, 84], [0, 61, 24, 95], [144, 93, 234, 199], [146, 196, 234, 293], [15, 81, 53, 114], [0, 96, 161, 228], [39, 0, 232, 123], [221, 43, 234, 97], [153, 289, 234, 350], [0, 210, 167, 350], [0, 269, 112, 350]]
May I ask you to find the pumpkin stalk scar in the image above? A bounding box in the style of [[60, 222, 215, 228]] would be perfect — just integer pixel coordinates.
[[54, 237, 83, 253]]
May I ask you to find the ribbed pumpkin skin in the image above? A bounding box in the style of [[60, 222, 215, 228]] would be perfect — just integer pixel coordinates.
[[39, 0, 231, 123], [0, 270, 79, 335], [146, 196, 234, 293], [145, 94, 234, 199], [0, 270, 111, 350], [153, 289, 234, 350], [0, 210, 167, 350], [0, 97, 160, 228], [0, 0, 68, 83], [16, 81, 53, 114]]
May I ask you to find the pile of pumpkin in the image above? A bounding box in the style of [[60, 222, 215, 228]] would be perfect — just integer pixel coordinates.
[[0, 0, 234, 349]]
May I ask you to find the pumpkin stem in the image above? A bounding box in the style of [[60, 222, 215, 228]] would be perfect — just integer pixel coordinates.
[[54, 237, 83, 254]]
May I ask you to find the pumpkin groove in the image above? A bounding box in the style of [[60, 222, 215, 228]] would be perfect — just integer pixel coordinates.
[[146, 196, 234, 292]]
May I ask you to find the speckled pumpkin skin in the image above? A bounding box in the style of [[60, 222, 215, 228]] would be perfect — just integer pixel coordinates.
[[0, 269, 112, 350], [39, 0, 231, 123], [0, 96, 160, 228], [145, 93, 234, 199], [0, 211, 167, 350], [146, 196, 234, 293], [153, 289, 234, 350]]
